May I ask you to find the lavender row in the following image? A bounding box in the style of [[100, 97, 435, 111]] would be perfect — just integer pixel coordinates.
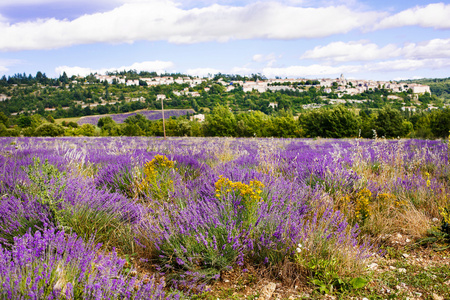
[[77, 109, 195, 125]]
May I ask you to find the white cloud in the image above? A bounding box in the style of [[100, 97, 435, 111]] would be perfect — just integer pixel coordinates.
[[402, 39, 450, 59], [230, 66, 254, 75], [0, 0, 382, 51], [262, 57, 450, 78], [301, 41, 400, 62], [252, 53, 278, 67], [55, 60, 175, 76], [0, 0, 123, 6], [376, 3, 450, 29], [0, 58, 21, 73], [185, 67, 220, 77], [300, 38, 450, 64], [366, 58, 450, 72], [263, 64, 361, 78]]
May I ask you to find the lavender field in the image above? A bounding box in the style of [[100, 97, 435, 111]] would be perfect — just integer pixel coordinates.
[[0, 137, 449, 299], [77, 109, 195, 125]]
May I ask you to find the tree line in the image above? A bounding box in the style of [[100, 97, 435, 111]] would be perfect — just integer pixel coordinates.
[[2, 105, 449, 139]]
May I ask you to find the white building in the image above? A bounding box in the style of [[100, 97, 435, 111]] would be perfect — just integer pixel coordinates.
[[126, 79, 139, 86], [191, 114, 205, 122], [0, 94, 10, 101], [411, 84, 431, 94], [401, 106, 417, 112]]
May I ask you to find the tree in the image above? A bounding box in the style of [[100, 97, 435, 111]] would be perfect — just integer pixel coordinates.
[[46, 115, 55, 123], [0, 112, 9, 127], [235, 111, 269, 137], [269, 114, 302, 138], [299, 106, 360, 138], [34, 123, 65, 137], [78, 124, 97, 136], [97, 116, 115, 128], [374, 106, 411, 138], [17, 115, 32, 128], [59, 72, 69, 85], [430, 108, 450, 138], [204, 105, 236, 136]]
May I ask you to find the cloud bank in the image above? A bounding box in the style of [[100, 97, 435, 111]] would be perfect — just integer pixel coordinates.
[[0, 0, 381, 51], [301, 38, 450, 63]]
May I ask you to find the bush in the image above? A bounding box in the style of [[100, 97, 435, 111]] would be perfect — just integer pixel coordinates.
[[34, 123, 65, 136]]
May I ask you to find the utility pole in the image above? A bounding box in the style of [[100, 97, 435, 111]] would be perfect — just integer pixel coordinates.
[[161, 97, 166, 139]]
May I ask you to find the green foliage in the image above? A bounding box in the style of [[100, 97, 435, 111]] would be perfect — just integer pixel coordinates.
[[299, 106, 360, 138], [157, 225, 239, 284], [46, 114, 55, 123], [235, 111, 269, 137], [269, 111, 302, 138], [60, 203, 135, 252], [97, 116, 114, 128], [34, 123, 65, 137], [0, 123, 7, 136], [430, 108, 450, 138], [0, 111, 8, 126], [17, 115, 32, 128], [204, 105, 236, 136], [23, 158, 67, 228], [78, 123, 98, 136], [375, 106, 411, 138]]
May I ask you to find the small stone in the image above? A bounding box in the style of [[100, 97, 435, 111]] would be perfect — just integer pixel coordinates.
[[362, 298, 369, 300], [224, 279, 229, 283], [389, 266, 397, 270], [398, 268, 406, 273], [432, 293, 444, 300], [396, 233, 403, 239], [260, 282, 277, 300], [406, 238, 411, 243], [432, 218, 439, 222], [301, 293, 310, 298], [402, 253, 410, 258]]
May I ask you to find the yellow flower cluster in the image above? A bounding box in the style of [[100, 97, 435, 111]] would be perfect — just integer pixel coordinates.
[[355, 188, 372, 221], [137, 155, 175, 197], [425, 172, 431, 188], [440, 207, 450, 225], [150, 155, 175, 169], [214, 175, 264, 202]]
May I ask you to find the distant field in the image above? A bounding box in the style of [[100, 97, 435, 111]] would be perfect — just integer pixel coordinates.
[[55, 116, 81, 124], [75, 109, 195, 125]]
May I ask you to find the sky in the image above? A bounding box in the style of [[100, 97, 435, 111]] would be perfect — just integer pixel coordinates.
[[0, 0, 449, 81]]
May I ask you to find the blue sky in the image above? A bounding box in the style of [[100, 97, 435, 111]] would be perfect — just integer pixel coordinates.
[[0, 0, 449, 80]]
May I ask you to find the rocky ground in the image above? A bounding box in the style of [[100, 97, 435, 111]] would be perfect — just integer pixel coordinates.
[[199, 233, 450, 300]]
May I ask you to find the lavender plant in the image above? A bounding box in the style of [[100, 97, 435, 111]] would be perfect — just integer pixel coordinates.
[[0, 227, 178, 299]]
